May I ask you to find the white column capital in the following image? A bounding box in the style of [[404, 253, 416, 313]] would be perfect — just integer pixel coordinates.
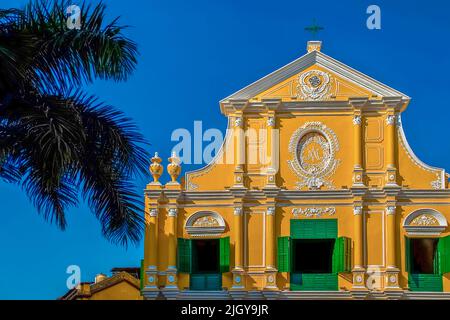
[[353, 206, 363, 215], [234, 207, 243, 216], [234, 116, 243, 128], [168, 208, 178, 217], [267, 207, 276, 215], [353, 115, 362, 126], [149, 208, 158, 217], [386, 115, 396, 126], [386, 206, 396, 215], [267, 116, 275, 128]]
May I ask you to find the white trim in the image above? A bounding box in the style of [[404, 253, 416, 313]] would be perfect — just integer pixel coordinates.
[[185, 211, 226, 237], [220, 50, 409, 107], [403, 208, 447, 236], [184, 117, 233, 191], [397, 115, 445, 189]]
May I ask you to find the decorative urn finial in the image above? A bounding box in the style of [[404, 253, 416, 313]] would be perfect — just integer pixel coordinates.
[[167, 151, 181, 183], [149, 152, 163, 183]]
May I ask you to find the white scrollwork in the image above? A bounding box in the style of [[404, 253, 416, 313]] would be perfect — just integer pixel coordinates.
[[288, 122, 340, 190], [234, 207, 243, 216], [411, 215, 439, 226], [267, 117, 275, 127], [185, 211, 226, 237], [267, 207, 276, 215], [292, 207, 336, 217], [431, 174, 443, 189], [297, 70, 332, 101], [193, 216, 220, 227], [353, 115, 362, 125]]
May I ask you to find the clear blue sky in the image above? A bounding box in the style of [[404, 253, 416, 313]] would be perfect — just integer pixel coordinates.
[[1, 0, 449, 299]]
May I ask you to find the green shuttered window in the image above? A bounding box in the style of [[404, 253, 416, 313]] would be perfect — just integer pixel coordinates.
[[177, 238, 192, 273], [332, 237, 352, 273], [219, 236, 230, 273], [405, 236, 450, 292], [277, 236, 291, 272], [290, 219, 337, 239]]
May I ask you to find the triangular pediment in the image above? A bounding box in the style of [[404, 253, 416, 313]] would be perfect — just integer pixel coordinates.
[[220, 46, 410, 105]]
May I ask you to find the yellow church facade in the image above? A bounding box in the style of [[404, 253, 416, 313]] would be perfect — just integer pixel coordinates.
[[142, 41, 450, 300]]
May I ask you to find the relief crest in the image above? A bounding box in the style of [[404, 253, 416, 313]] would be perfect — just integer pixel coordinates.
[[288, 122, 340, 189]]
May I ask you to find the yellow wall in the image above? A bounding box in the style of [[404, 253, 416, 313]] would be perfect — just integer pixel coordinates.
[[142, 45, 449, 296]]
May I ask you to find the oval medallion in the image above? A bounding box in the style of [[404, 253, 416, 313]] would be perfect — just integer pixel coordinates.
[[297, 132, 331, 175]]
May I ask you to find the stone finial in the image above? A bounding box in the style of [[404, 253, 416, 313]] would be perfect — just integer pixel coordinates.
[[167, 151, 181, 183], [149, 152, 163, 183]]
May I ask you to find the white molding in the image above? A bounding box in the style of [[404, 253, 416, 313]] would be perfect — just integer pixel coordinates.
[[185, 211, 226, 237], [397, 115, 445, 189], [403, 208, 447, 236], [184, 117, 233, 191], [220, 50, 409, 108]]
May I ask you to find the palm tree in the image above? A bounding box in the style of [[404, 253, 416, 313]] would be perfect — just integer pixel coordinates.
[[0, 1, 149, 246]]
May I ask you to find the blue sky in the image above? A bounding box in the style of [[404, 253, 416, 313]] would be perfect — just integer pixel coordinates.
[[1, 0, 449, 299]]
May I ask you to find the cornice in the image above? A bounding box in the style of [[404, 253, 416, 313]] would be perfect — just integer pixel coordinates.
[[174, 188, 450, 203]]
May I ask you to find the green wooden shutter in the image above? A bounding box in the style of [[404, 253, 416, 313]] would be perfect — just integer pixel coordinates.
[[345, 237, 352, 271], [220, 236, 230, 273], [408, 274, 443, 292], [405, 237, 411, 273], [277, 236, 291, 272], [177, 238, 192, 273], [291, 273, 338, 291], [140, 259, 144, 290], [437, 235, 450, 275], [332, 237, 351, 273], [290, 219, 337, 239]]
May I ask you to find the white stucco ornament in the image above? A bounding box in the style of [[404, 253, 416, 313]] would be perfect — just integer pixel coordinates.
[[297, 70, 332, 100], [288, 122, 340, 189]]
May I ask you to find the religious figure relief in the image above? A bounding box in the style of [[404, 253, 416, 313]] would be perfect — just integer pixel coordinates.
[[288, 122, 340, 189], [297, 70, 333, 101]]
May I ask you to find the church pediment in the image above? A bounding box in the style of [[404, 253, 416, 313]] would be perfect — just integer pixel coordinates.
[[220, 42, 409, 109]]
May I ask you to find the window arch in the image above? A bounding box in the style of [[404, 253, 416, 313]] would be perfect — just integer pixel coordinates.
[[185, 211, 226, 237], [403, 208, 447, 236]]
